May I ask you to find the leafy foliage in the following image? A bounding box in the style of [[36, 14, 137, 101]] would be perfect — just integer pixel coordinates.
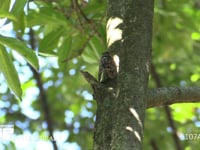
[[0, 0, 200, 149], [0, 45, 22, 99]]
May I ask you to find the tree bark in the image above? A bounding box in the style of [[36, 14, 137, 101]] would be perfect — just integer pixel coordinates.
[[147, 87, 200, 108], [81, 1, 200, 149], [110, 0, 154, 149], [92, 0, 154, 149]]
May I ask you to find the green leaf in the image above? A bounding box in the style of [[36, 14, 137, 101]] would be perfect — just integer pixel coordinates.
[[0, 0, 17, 25], [89, 36, 104, 58], [0, 45, 22, 99], [8, 0, 26, 34], [0, 0, 10, 12], [39, 28, 64, 54], [0, 11, 17, 21], [26, 7, 68, 27], [10, 0, 27, 15], [81, 48, 98, 64], [58, 36, 72, 70], [13, 13, 26, 36], [0, 35, 39, 70]]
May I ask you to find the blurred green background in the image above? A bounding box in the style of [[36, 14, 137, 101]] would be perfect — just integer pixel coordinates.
[[0, 0, 200, 149]]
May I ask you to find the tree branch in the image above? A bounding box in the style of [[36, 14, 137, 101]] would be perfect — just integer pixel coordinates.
[[147, 86, 200, 108], [80, 71, 200, 108], [80, 71, 103, 101], [29, 29, 58, 150], [80, 71, 98, 86]]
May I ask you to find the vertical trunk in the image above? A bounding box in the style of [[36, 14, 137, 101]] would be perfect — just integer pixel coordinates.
[[93, 0, 154, 149]]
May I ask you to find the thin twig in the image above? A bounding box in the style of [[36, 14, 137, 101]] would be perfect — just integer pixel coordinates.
[[62, 0, 106, 62], [73, 0, 102, 37], [29, 28, 58, 150], [150, 63, 183, 150], [150, 139, 160, 150], [80, 71, 98, 86]]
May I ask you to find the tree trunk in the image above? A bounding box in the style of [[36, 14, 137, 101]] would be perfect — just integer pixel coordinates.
[[80, 1, 200, 149], [93, 0, 154, 149]]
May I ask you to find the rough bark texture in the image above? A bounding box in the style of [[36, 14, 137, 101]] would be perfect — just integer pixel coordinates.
[[110, 0, 154, 149], [147, 87, 200, 108], [93, 0, 154, 150], [80, 1, 200, 149]]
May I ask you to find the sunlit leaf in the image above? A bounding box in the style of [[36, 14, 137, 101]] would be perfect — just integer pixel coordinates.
[[0, 0, 10, 12], [10, 0, 27, 15], [191, 32, 200, 40], [0, 35, 39, 70], [190, 74, 199, 82], [0, 45, 22, 99], [171, 104, 198, 122], [0, 11, 17, 21]]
